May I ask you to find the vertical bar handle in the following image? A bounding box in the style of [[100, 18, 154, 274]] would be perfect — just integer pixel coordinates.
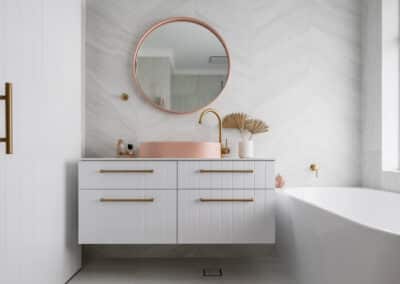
[[0, 82, 13, 154]]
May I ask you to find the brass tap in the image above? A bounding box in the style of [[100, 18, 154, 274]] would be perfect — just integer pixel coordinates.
[[198, 108, 230, 156], [310, 163, 319, 178]]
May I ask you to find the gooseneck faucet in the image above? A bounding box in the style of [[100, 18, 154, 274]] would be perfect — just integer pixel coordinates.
[[198, 108, 229, 156]]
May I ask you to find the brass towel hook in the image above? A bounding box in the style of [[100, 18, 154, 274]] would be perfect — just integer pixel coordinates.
[[0, 82, 13, 154]]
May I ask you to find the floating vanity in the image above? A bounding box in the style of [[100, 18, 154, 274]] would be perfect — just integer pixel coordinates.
[[77, 17, 276, 245], [79, 158, 275, 245]]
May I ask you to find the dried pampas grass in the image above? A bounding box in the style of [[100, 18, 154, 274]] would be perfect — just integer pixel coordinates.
[[223, 112, 269, 139], [245, 119, 269, 134], [222, 113, 248, 132]]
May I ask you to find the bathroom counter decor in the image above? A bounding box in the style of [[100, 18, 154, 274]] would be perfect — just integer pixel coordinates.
[[81, 157, 275, 161], [222, 113, 269, 158], [79, 158, 275, 244]]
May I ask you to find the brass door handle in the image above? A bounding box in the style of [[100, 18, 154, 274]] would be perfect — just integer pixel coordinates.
[[98, 169, 154, 173], [100, 198, 154, 202], [199, 169, 254, 173], [0, 82, 13, 154], [199, 198, 254, 202]]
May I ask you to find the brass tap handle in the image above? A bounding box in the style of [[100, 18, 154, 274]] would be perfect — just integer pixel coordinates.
[[310, 164, 319, 178], [221, 138, 230, 156], [221, 147, 230, 155]]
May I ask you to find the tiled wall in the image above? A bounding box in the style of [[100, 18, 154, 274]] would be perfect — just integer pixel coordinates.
[[85, 0, 363, 186]]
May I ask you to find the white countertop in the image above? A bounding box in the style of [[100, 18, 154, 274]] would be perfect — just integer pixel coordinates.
[[81, 157, 275, 161]]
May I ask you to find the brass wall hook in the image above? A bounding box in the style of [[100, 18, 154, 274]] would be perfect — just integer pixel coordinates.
[[121, 93, 129, 101], [310, 163, 319, 178]]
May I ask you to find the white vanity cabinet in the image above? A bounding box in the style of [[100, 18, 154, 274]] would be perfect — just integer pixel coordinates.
[[79, 159, 275, 245]]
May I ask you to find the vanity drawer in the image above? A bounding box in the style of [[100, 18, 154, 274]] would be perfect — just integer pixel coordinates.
[[178, 189, 275, 244], [79, 189, 176, 244], [178, 161, 274, 189], [79, 161, 177, 189]]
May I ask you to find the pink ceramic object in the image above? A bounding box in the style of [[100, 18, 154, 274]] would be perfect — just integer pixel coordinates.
[[275, 174, 286, 189], [139, 141, 221, 158]]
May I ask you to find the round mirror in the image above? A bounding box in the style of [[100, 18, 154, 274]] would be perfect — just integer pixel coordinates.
[[133, 17, 230, 114]]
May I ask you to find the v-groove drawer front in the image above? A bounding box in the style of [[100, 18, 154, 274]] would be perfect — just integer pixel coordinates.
[[178, 190, 275, 244], [178, 161, 274, 189], [79, 161, 177, 189], [79, 189, 176, 244]]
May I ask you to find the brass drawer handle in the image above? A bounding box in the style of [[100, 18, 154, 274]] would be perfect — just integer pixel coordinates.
[[98, 169, 154, 173], [200, 198, 254, 202], [0, 82, 13, 154], [100, 198, 154, 202], [199, 169, 254, 173]]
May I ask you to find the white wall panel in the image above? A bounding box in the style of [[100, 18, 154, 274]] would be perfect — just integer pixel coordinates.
[[0, 0, 82, 283]]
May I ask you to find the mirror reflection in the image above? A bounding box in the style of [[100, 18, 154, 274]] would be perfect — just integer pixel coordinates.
[[134, 19, 229, 113]]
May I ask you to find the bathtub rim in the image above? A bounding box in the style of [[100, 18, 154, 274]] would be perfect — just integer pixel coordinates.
[[277, 187, 400, 237]]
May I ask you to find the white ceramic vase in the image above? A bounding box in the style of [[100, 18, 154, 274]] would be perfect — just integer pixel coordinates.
[[238, 139, 254, 158]]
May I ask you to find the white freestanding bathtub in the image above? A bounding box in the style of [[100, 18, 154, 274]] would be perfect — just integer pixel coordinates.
[[276, 187, 400, 284]]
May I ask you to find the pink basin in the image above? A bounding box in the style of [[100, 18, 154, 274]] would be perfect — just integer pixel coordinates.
[[139, 141, 221, 158]]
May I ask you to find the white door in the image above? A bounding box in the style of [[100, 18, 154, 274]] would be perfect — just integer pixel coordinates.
[[0, 1, 82, 283]]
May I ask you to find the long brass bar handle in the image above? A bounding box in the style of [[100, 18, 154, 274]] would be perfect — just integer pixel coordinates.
[[0, 82, 13, 154], [100, 198, 155, 202], [200, 198, 254, 202], [199, 169, 254, 173], [98, 169, 154, 173]]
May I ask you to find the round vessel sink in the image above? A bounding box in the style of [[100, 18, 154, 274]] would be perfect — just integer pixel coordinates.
[[139, 141, 221, 158]]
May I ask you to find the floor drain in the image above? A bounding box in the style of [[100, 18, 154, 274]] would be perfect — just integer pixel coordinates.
[[202, 268, 223, 277]]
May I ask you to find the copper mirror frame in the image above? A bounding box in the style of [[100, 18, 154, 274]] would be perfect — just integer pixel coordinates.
[[132, 17, 231, 115]]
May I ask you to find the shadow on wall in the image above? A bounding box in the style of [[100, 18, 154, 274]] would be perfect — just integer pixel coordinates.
[[64, 162, 81, 253]]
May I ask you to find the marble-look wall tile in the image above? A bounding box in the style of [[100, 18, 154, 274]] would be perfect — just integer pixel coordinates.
[[85, 0, 362, 186]]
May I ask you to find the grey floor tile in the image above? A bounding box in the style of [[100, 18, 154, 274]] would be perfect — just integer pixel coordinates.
[[69, 258, 296, 284]]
